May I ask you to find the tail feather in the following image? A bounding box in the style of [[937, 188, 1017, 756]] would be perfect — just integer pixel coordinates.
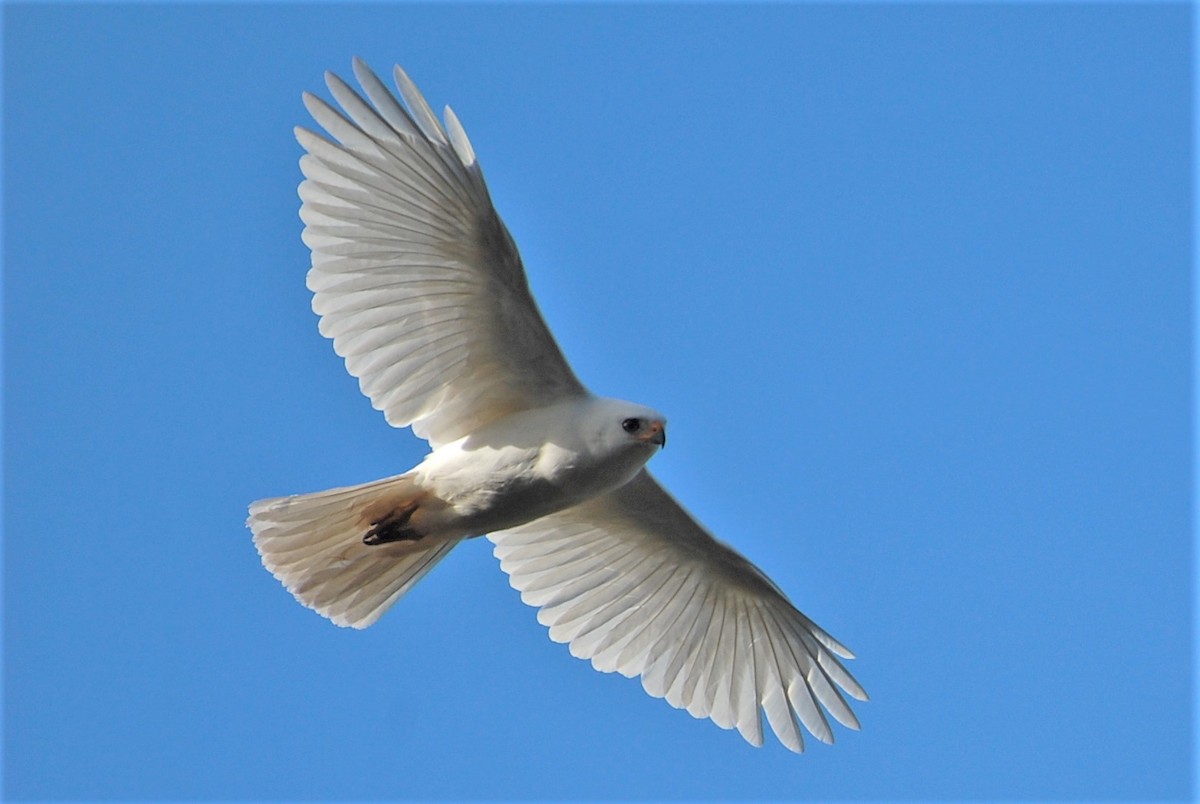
[[248, 473, 459, 628]]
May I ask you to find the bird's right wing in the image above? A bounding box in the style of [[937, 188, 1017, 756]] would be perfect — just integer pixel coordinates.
[[297, 59, 587, 447], [488, 471, 867, 753]]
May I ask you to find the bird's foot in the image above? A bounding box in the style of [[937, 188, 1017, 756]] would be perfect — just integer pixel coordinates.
[[363, 501, 422, 545]]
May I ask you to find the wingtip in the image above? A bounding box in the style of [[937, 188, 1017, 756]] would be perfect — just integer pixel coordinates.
[[443, 104, 477, 168], [300, 90, 324, 117], [324, 69, 350, 96], [351, 55, 375, 85]]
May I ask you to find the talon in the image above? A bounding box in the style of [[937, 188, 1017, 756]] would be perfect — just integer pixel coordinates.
[[363, 501, 421, 545]]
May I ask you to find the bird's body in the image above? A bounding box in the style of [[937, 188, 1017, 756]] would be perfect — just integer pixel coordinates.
[[398, 397, 667, 540], [249, 58, 867, 753], [410, 410, 575, 538]]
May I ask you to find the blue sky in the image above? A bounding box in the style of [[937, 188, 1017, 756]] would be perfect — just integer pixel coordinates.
[[3, 3, 1191, 800]]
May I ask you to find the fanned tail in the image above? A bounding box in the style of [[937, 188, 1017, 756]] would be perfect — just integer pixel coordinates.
[[248, 474, 459, 628]]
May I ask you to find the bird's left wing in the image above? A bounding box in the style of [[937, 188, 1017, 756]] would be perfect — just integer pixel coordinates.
[[297, 59, 586, 447], [488, 471, 867, 752]]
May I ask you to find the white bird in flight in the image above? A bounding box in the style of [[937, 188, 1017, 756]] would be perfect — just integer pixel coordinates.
[[248, 58, 867, 753]]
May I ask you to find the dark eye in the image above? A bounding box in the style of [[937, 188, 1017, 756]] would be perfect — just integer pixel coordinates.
[[621, 418, 642, 434]]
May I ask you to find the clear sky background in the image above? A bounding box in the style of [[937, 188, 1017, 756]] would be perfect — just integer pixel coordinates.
[[3, 3, 1192, 801]]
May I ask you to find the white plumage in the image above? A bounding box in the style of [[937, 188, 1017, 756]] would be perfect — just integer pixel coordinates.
[[248, 58, 867, 753]]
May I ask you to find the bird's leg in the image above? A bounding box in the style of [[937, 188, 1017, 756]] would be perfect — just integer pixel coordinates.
[[363, 501, 422, 545]]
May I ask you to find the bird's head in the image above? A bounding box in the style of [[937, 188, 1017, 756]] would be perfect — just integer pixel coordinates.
[[617, 412, 667, 449], [582, 397, 667, 458]]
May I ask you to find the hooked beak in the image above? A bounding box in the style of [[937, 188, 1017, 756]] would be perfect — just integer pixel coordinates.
[[640, 421, 666, 448]]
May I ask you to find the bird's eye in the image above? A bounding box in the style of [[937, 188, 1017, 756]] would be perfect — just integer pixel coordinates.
[[621, 418, 642, 434]]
